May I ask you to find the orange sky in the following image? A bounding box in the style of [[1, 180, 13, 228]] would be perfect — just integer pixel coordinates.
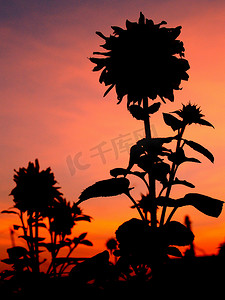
[[0, 0, 225, 270]]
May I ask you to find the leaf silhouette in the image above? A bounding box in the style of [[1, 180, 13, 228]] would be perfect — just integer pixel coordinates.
[[173, 177, 195, 188], [152, 162, 170, 184], [13, 225, 22, 230], [147, 102, 161, 114], [184, 139, 214, 163], [168, 148, 201, 165], [1, 258, 14, 265], [79, 240, 93, 246], [128, 105, 146, 120], [110, 168, 128, 177], [183, 193, 224, 218], [162, 221, 194, 246], [77, 177, 130, 204], [78, 232, 88, 240], [157, 197, 178, 207], [167, 246, 183, 257], [163, 113, 183, 131], [197, 118, 214, 128], [158, 193, 224, 218], [7, 246, 28, 259], [19, 235, 45, 242], [37, 222, 47, 228], [1, 210, 19, 215], [74, 215, 91, 222], [184, 157, 201, 163], [127, 144, 145, 170], [69, 250, 109, 283]]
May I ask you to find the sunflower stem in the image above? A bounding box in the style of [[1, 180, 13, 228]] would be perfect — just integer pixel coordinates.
[[28, 215, 36, 273], [166, 207, 178, 223], [143, 96, 157, 228], [126, 192, 145, 221], [143, 97, 151, 139], [34, 211, 40, 274], [160, 126, 186, 226]]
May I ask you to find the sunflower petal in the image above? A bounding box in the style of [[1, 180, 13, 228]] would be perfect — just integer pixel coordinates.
[[103, 84, 115, 97], [111, 26, 124, 35], [96, 31, 107, 40]]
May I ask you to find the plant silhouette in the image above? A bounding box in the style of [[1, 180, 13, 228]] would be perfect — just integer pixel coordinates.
[[1, 159, 92, 281], [77, 12, 224, 281], [184, 215, 195, 257], [1, 11, 224, 297]]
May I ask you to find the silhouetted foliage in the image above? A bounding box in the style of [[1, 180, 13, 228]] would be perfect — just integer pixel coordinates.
[[1, 11, 223, 297], [78, 11, 224, 283], [106, 238, 118, 254], [184, 216, 195, 257], [218, 241, 225, 257], [78, 177, 131, 204], [1, 159, 92, 279], [69, 250, 110, 284]]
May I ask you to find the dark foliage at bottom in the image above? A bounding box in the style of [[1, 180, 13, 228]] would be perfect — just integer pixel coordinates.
[[1, 253, 225, 298]]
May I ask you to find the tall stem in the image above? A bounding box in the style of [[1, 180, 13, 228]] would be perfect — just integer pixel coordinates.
[[160, 126, 185, 226], [143, 97, 157, 227], [34, 211, 40, 273], [28, 215, 36, 272], [126, 192, 145, 221], [52, 232, 57, 277], [143, 97, 151, 139]]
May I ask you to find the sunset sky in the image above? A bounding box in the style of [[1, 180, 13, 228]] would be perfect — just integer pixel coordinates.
[[0, 0, 225, 269]]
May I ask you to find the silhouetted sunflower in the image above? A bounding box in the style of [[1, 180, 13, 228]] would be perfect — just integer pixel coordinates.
[[49, 199, 91, 237], [172, 103, 214, 127], [90, 12, 189, 106], [10, 159, 62, 213]]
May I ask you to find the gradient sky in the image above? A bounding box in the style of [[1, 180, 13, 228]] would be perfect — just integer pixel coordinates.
[[0, 0, 225, 269]]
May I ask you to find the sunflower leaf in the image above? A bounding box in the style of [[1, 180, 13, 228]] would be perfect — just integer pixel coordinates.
[[129, 105, 146, 120], [183, 193, 224, 218], [1, 210, 19, 215], [197, 118, 214, 128], [167, 246, 183, 257], [127, 144, 145, 170], [163, 113, 183, 131], [147, 102, 161, 114], [162, 221, 194, 246], [173, 178, 195, 188], [110, 168, 128, 177], [184, 139, 214, 163], [77, 178, 130, 204], [78, 232, 87, 240], [79, 240, 93, 246], [158, 193, 224, 218]]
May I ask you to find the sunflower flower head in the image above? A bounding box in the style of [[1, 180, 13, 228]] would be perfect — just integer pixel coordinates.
[[172, 102, 214, 127], [49, 199, 77, 236], [90, 12, 190, 106], [10, 159, 62, 213]]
